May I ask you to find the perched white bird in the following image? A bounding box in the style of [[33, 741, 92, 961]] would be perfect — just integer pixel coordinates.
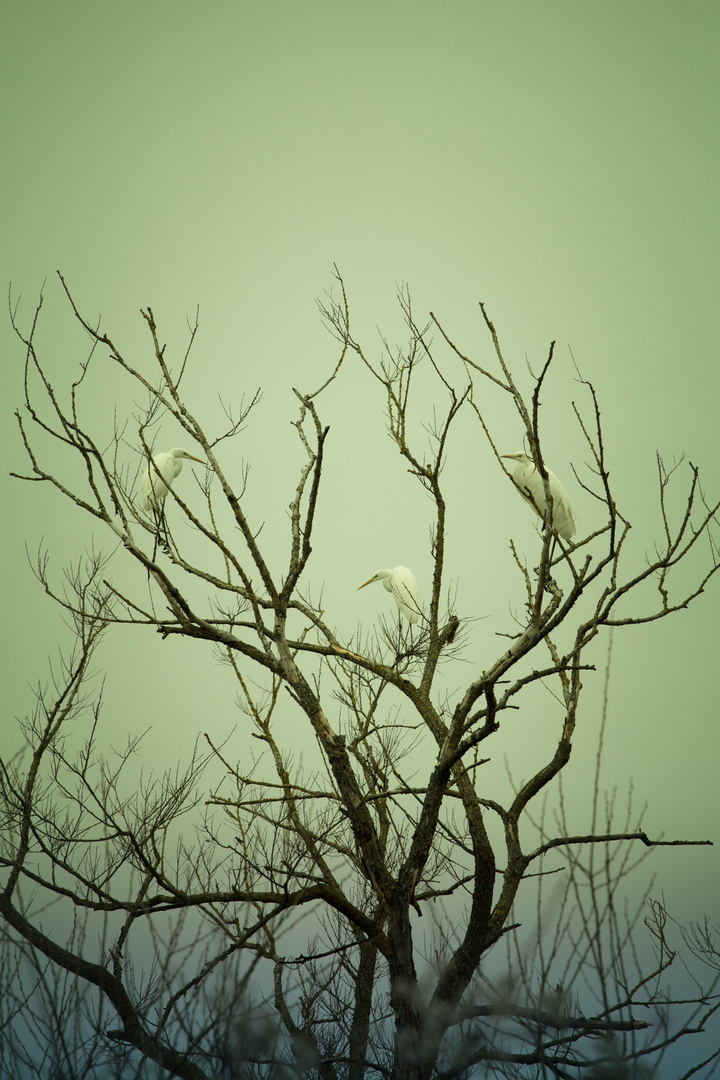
[[358, 566, 421, 624], [141, 448, 204, 511], [502, 451, 577, 541]]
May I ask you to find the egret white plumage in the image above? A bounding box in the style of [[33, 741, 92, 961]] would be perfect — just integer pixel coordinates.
[[502, 451, 577, 541], [358, 566, 421, 624], [141, 448, 204, 511]]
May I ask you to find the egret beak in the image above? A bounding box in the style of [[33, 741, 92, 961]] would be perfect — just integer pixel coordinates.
[[186, 453, 205, 464], [501, 453, 519, 460], [357, 577, 375, 591]]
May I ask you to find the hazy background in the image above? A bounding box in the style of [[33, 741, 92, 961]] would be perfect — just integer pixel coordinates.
[[1, 0, 718, 1051]]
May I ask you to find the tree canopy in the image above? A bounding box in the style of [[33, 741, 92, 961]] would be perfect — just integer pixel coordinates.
[[2, 273, 719, 1079]]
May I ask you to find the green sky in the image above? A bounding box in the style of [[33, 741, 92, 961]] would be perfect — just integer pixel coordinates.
[[1, 0, 718, 974]]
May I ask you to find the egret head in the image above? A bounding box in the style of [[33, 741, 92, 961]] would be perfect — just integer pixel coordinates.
[[168, 448, 204, 464], [357, 570, 389, 592]]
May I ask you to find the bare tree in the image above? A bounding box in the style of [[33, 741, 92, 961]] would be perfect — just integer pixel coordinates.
[[2, 271, 719, 1079]]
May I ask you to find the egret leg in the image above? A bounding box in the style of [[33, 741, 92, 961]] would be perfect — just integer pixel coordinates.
[[151, 506, 171, 553], [395, 617, 413, 664], [543, 529, 558, 592]]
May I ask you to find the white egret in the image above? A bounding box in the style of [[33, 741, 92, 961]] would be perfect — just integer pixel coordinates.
[[141, 448, 204, 511], [358, 566, 421, 624], [502, 451, 577, 541]]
